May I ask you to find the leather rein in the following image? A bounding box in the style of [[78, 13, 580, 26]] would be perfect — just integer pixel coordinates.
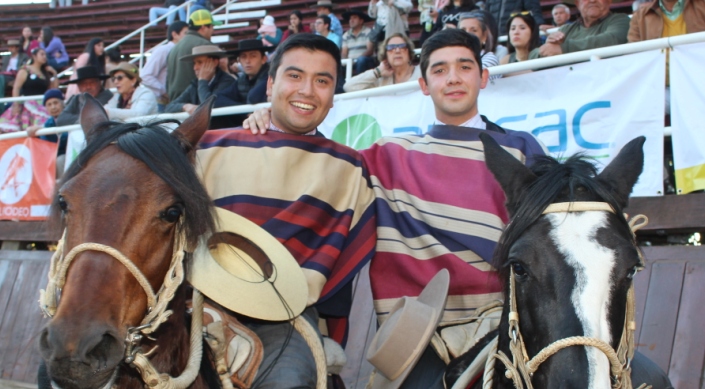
[[486, 201, 650, 389]]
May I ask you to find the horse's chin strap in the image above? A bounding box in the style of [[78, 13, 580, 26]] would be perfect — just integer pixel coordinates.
[[39, 225, 204, 389], [487, 201, 651, 389]]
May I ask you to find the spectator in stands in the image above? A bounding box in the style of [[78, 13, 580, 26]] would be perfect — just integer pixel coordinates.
[[57, 66, 113, 126], [2, 39, 29, 75], [165, 45, 235, 115], [0, 48, 58, 133], [418, 0, 435, 44], [150, 0, 188, 27], [315, 15, 342, 48], [486, 0, 544, 36], [257, 15, 283, 47], [27, 89, 69, 172], [432, 0, 478, 32], [628, 0, 705, 42], [19, 27, 40, 55], [344, 33, 420, 92], [39, 27, 69, 71], [368, 0, 413, 45], [167, 9, 220, 102], [227, 39, 274, 104], [104, 62, 158, 120], [282, 10, 312, 41], [533, 0, 630, 57], [458, 11, 501, 78], [142, 21, 189, 112], [65, 38, 106, 100], [500, 11, 540, 69], [311, 0, 344, 37], [50, 0, 89, 7], [104, 47, 122, 90], [342, 10, 375, 74], [539, 4, 573, 32]]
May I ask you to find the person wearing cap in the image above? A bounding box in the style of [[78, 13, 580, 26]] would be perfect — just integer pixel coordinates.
[[56, 66, 114, 126], [167, 9, 222, 102], [1, 39, 29, 75], [165, 45, 238, 128], [142, 21, 189, 112], [227, 39, 274, 105], [27, 89, 70, 176], [196, 33, 376, 389], [311, 0, 344, 37], [341, 10, 375, 74], [103, 62, 157, 120]]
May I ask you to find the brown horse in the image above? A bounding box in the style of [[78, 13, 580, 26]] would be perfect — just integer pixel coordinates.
[[37, 95, 221, 389]]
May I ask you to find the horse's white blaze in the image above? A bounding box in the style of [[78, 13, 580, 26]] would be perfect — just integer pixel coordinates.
[[547, 212, 614, 389]]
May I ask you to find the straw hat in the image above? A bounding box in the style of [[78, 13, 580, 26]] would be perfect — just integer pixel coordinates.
[[6, 39, 20, 47], [310, 0, 337, 8], [188, 207, 308, 321], [179, 45, 229, 61], [109, 62, 140, 82], [366, 269, 450, 389]]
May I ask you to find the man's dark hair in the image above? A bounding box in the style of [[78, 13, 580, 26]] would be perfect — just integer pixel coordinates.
[[168, 21, 189, 41], [420, 28, 483, 81], [41, 27, 54, 48], [268, 33, 341, 80], [317, 15, 331, 30]]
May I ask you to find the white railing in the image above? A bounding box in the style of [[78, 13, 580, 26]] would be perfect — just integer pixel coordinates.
[[2, 30, 704, 137]]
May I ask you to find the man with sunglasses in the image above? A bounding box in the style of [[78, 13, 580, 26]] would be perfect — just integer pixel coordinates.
[[534, 0, 630, 57]]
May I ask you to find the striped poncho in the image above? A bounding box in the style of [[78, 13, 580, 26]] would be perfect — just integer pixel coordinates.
[[196, 130, 377, 318], [360, 123, 546, 325]]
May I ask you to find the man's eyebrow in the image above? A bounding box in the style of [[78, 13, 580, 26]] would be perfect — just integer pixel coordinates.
[[283, 65, 304, 73], [283, 66, 335, 81], [430, 60, 448, 68], [316, 71, 335, 81], [457, 57, 477, 64]]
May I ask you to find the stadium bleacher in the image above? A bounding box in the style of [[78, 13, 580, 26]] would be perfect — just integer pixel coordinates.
[[0, 0, 634, 68]]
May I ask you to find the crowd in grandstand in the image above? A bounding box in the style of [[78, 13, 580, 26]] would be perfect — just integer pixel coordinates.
[[0, 0, 703, 137]]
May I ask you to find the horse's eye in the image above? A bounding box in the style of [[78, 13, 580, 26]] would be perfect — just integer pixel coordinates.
[[58, 195, 68, 212], [512, 263, 528, 278], [626, 266, 639, 280], [160, 206, 182, 223]]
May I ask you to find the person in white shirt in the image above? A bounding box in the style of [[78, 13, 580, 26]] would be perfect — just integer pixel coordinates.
[[141, 21, 188, 112], [104, 62, 158, 120]]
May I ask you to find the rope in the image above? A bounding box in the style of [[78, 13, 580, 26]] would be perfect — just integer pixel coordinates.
[[131, 289, 205, 389], [526, 336, 622, 376], [482, 338, 497, 389], [292, 316, 327, 389]]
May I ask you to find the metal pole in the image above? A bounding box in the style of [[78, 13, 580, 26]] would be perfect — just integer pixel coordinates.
[[139, 30, 145, 70]]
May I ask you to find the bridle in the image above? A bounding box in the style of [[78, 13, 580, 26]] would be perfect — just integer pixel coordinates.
[[39, 224, 205, 389], [485, 201, 651, 389]]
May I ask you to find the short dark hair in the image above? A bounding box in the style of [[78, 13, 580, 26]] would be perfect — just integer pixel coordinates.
[[268, 33, 341, 81], [168, 21, 189, 41], [317, 15, 331, 30], [420, 28, 483, 81]]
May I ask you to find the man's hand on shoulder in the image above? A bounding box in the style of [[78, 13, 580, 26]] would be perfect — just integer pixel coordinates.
[[242, 107, 272, 134], [183, 103, 198, 115]]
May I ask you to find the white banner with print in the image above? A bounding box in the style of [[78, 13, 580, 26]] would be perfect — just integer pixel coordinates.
[[319, 49, 666, 197], [669, 42, 705, 194]]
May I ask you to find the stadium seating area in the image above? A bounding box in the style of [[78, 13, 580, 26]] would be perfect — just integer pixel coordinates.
[[0, 0, 634, 63]]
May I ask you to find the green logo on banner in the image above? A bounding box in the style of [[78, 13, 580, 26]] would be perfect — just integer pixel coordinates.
[[332, 114, 382, 150]]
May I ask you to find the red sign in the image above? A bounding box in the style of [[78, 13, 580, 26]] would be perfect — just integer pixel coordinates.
[[0, 138, 58, 221]]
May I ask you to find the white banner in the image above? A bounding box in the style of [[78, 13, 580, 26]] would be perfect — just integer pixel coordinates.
[[64, 130, 85, 172], [320, 50, 666, 197], [670, 42, 705, 194]]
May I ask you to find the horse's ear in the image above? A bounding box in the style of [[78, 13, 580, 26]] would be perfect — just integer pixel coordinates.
[[79, 93, 109, 142], [597, 136, 645, 208], [173, 95, 215, 149], [480, 133, 537, 215]]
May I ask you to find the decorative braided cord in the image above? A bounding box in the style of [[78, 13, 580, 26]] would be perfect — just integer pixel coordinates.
[[292, 315, 327, 389], [131, 289, 205, 389], [526, 336, 623, 375]]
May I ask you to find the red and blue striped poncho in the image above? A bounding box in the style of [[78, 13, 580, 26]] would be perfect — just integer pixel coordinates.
[[360, 123, 547, 325], [196, 130, 377, 323]]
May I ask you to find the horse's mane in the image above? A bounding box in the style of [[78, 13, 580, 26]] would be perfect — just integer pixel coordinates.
[[493, 154, 635, 279], [52, 120, 215, 248]]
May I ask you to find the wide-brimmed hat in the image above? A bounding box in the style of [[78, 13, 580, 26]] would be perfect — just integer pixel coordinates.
[[309, 0, 337, 9], [6, 39, 20, 47], [366, 269, 450, 389], [180, 45, 229, 61], [227, 39, 276, 56], [65, 66, 110, 84], [189, 9, 224, 27], [188, 207, 308, 321], [109, 62, 141, 82], [342, 10, 373, 23]]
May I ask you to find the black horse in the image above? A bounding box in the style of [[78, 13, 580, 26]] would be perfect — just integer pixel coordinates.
[[445, 135, 672, 388]]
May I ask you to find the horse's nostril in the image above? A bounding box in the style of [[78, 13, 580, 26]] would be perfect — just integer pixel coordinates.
[[38, 328, 51, 357], [85, 332, 122, 371]]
